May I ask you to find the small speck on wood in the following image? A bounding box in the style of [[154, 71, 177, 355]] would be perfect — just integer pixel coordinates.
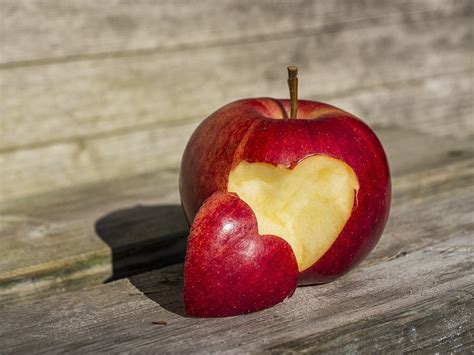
[[152, 320, 167, 326]]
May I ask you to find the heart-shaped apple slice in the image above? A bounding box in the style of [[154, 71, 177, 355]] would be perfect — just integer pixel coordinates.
[[228, 155, 359, 272], [184, 192, 299, 317]]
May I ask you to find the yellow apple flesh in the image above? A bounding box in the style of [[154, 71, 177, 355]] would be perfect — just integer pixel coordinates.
[[228, 155, 359, 271]]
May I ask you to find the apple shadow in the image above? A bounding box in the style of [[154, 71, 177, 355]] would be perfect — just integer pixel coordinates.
[[95, 204, 189, 316], [129, 264, 187, 316]]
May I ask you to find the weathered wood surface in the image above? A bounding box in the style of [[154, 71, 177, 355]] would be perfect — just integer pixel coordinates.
[[0, 171, 472, 352], [1, 127, 472, 311], [1, 0, 472, 200], [1, 0, 468, 64], [0, 0, 473, 351]]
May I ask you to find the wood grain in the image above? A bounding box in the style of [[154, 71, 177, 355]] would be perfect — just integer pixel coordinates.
[[0, 1, 472, 350], [0, 221, 471, 352], [1, 128, 472, 311], [2, 9, 471, 152], [1, 0, 469, 64], [0, 166, 186, 309], [266, 284, 474, 353], [1, 70, 473, 201], [0, 121, 197, 200], [1, 0, 472, 201]]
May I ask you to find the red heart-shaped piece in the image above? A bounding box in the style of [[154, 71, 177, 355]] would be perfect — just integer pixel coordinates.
[[184, 192, 299, 317]]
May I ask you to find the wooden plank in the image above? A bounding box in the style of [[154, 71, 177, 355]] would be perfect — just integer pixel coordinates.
[[2, 8, 472, 153], [0, 128, 472, 310], [0, 166, 187, 309], [329, 71, 474, 140], [0, 120, 197, 200], [0, 219, 471, 352], [1, 0, 469, 64], [1, 70, 473, 201], [2, 2, 472, 200], [265, 284, 474, 353]]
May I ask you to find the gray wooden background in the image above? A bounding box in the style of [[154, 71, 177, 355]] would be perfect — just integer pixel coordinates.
[[1, 0, 472, 201], [0, 0, 473, 353]]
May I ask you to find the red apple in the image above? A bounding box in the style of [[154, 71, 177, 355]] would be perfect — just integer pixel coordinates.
[[180, 67, 391, 315], [184, 192, 299, 317], [180, 97, 391, 284]]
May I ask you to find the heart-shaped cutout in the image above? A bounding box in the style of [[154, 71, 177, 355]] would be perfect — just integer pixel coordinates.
[[184, 192, 299, 317], [228, 155, 359, 271]]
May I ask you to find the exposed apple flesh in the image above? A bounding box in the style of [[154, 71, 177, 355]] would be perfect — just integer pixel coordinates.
[[181, 67, 390, 317], [228, 155, 359, 271], [180, 98, 391, 284], [181, 67, 390, 286], [184, 192, 299, 317]]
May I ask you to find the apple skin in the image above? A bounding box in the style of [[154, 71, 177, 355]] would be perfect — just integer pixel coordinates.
[[184, 191, 299, 317], [180, 98, 391, 284]]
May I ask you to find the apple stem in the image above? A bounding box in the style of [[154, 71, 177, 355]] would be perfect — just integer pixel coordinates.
[[287, 66, 298, 119]]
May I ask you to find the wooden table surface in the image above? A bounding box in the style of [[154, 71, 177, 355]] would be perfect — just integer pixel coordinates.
[[0, 127, 473, 353], [0, 1, 473, 353]]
